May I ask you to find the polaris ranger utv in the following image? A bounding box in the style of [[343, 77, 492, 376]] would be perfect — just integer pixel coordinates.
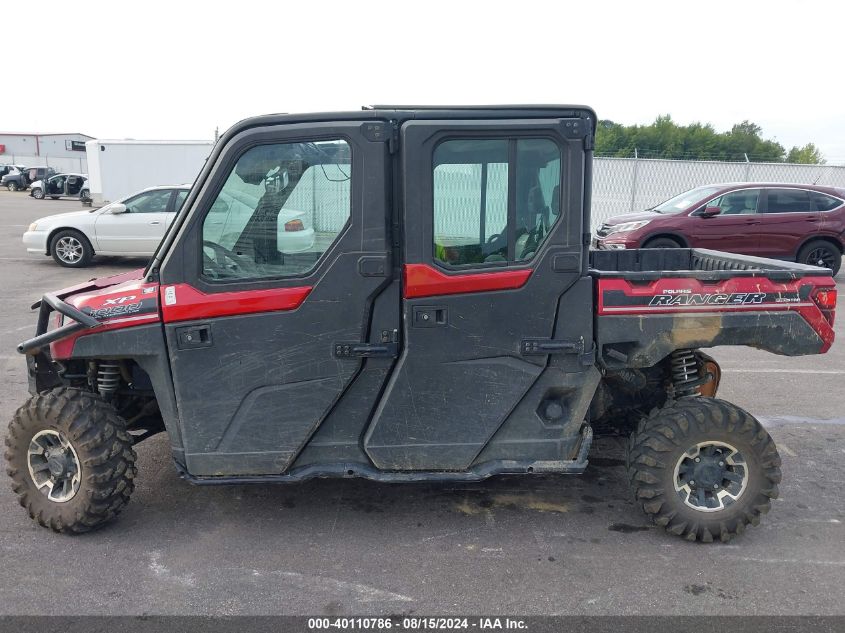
[[7, 106, 837, 542]]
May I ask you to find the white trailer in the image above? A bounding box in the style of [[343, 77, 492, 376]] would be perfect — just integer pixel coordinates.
[[84, 140, 213, 205]]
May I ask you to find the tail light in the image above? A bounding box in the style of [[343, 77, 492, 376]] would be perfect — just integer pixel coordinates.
[[812, 286, 837, 325], [284, 219, 304, 232]]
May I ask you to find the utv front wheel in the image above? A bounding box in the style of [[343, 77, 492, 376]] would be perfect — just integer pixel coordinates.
[[627, 397, 781, 542], [5, 388, 137, 533]]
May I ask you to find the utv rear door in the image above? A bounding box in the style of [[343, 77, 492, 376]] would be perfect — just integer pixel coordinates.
[[158, 121, 396, 477], [364, 118, 595, 471]]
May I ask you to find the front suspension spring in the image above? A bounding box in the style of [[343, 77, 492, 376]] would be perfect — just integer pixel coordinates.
[[670, 349, 700, 398], [96, 362, 121, 397]]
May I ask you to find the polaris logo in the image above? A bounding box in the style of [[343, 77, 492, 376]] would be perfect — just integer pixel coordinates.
[[649, 292, 767, 307]]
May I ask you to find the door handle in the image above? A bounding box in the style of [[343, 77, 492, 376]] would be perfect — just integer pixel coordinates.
[[744, 220, 760, 225], [149, 221, 161, 225], [412, 306, 447, 328], [175, 325, 212, 350], [806, 217, 819, 222]]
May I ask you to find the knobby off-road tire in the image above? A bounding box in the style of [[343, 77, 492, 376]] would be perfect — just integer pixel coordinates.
[[5, 388, 137, 533], [627, 397, 781, 543]]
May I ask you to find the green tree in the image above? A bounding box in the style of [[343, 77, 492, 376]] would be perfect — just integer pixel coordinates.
[[594, 116, 822, 163], [786, 143, 825, 164]]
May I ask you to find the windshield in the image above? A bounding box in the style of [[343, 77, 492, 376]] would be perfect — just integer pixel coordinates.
[[652, 186, 722, 214]]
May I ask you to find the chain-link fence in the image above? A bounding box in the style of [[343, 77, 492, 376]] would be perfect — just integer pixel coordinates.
[[592, 157, 845, 230]]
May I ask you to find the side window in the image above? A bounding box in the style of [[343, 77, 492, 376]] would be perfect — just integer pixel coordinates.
[[201, 139, 351, 281], [711, 189, 759, 215], [810, 191, 843, 212], [124, 189, 172, 213], [432, 138, 562, 266], [765, 189, 814, 213], [173, 190, 189, 211]]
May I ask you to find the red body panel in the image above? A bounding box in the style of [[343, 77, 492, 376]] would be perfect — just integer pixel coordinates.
[[403, 263, 532, 299], [160, 284, 312, 323], [597, 274, 836, 351], [51, 277, 161, 359]]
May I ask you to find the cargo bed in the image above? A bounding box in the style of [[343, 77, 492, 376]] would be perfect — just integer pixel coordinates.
[[590, 248, 837, 367]]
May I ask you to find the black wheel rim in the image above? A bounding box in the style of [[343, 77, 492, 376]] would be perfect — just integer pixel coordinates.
[[673, 441, 748, 512], [806, 246, 836, 269]]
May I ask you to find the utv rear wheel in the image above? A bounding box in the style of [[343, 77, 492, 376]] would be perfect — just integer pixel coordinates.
[[5, 388, 137, 533], [31, 187, 44, 199], [50, 229, 93, 267], [627, 397, 781, 542], [798, 240, 841, 275]]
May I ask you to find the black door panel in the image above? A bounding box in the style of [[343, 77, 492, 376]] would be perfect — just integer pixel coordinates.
[[364, 119, 591, 470], [365, 343, 544, 470], [166, 251, 393, 476]]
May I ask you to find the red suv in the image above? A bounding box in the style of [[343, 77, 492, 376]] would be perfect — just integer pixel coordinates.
[[594, 183, 845, 274]]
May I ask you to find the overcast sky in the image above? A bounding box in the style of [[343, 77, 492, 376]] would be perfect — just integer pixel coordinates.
[[3, 0, 844, 162]]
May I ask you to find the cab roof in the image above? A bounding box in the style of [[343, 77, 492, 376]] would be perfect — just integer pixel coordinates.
[[222, 105, 598, 146]]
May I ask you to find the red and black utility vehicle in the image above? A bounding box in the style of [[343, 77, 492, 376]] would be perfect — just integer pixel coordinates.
[[6, 106, 837, 542]]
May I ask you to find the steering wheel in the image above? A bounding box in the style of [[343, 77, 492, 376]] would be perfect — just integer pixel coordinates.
[[202, 240, 258, 278]]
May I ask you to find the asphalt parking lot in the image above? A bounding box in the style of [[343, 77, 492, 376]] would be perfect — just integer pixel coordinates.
[[0, 191, 843, 616]]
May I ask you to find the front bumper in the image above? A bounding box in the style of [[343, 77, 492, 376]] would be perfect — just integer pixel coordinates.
[[23, 230, 49, 255]]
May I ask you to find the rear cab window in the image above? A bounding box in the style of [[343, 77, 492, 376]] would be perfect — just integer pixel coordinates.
[[432, 138, 562, 267]]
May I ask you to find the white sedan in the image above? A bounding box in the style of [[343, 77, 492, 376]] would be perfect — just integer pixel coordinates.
[[24, 185, 191, 267], [23, 184, 316, 268]]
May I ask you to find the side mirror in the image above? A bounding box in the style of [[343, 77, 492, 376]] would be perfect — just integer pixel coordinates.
[[109, 203, 127, 214], [701, 205, 722, 217]]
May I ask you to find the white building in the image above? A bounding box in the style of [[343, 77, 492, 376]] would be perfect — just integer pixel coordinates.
[[0, 132, 93, 172]]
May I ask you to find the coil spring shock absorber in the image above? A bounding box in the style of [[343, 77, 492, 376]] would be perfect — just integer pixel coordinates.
[[96, 361, 121, 397], [670, 349, 700, 398]]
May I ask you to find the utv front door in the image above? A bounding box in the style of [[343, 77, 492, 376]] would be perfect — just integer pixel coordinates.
[[364, 118, 594, 470], [159, 121, 395, 476]]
